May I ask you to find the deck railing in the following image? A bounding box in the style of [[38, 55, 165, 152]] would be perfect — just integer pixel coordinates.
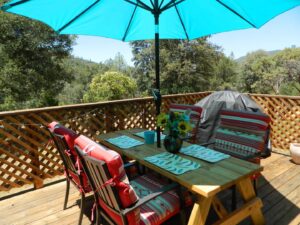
[[0, 91, 299, 191]]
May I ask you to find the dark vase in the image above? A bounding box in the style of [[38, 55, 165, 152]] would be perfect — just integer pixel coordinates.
[[163, 135, 183, 153]]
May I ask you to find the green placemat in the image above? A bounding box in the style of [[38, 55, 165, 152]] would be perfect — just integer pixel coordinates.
[[144, 152, 200, 175], [180, 145, 230, 163], [106, 135, 144, 149]]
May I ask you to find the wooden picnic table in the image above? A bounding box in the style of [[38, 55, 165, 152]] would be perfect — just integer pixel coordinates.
[[97, 129, 265, 225]]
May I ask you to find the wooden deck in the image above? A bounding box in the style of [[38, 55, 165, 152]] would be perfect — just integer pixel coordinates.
[[0, 153, 299, 225]]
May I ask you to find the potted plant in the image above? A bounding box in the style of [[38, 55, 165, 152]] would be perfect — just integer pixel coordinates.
[[157, 110, 193, 153], [290, 142, 300, 164]]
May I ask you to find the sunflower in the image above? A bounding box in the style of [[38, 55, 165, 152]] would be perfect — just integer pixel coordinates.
[[157, 113, 168, 128], [177, 120, 192, 135]]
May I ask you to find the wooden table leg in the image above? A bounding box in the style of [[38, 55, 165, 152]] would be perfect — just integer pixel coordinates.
[[212, 197, 228, 219], [236, 177, 265, 225], [188, 196, 213, 225]]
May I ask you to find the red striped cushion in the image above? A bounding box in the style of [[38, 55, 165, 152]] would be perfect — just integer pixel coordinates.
[[74, 135, 139, 210], [169, 104, 202, 142], [215, 110, 270, 159], [98, 173, 180, 225], [131, 174, 180, 225]]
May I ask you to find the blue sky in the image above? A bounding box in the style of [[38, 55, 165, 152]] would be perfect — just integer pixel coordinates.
[[72, 6, 300, 65]]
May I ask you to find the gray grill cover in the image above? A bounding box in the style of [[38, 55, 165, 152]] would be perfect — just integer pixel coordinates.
[[195, 91, 263, 145]]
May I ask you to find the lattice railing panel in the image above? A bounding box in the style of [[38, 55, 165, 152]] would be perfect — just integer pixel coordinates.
[[250, 94, 300, 152], [0, 91, 299, 192]]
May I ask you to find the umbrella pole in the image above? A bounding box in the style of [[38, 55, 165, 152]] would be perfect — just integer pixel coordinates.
[[154, 13, 161, 148]]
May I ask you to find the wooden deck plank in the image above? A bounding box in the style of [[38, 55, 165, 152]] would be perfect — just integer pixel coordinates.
[[0, 153, 299, 225]]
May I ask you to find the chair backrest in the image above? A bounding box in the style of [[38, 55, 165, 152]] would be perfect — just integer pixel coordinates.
[[75, 145, 122, 211], [214, 109, 271, 161], [50, 131, 77, 175], [74, 135, 140, 225], [169, 103, 202, 143], [48, 122, 79, 175], [48, 122, 90, 192]]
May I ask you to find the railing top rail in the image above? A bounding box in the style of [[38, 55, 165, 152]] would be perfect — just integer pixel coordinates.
[[249, 93, 300, 100], [0, 91, 212, 117]]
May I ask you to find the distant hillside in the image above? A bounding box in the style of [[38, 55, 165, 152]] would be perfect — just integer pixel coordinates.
[[236, 49, 280, 63]]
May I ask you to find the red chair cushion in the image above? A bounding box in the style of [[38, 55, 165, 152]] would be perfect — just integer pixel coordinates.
[[169, 104, 202, 142], [48, 122, 91, 193], [48, 121, 78, 155], [133, 174, 180, 225], [98, 173, 181, 225], [215, 110, 270, 160], [74, 135, 139, 208]]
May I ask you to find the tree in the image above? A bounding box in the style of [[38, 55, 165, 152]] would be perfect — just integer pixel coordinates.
[[0, 4, 74, 110], [238, 48, 300, 95], [273, 48, 300, 95], [210, 54, 238, 91], [238, 50, 275, 93], [58, 58, 108, 105], [83, 71, 137, 102], [104, 52, 131, 75], [130, 38, 229, 95]]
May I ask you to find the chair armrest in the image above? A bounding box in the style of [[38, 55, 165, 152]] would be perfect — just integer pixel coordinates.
[[199, 141, 215, 147], [121, 182, 179, 215], [124, 160, 137, 169]]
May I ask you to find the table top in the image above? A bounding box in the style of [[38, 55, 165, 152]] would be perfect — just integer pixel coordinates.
[[97, 129, 263, 198]]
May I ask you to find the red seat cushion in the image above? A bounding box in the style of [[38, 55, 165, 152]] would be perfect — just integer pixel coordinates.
[[74, 135, 139, 207], [169, 104, 202, 142], [98, 173, 181, 225], [132, 174, 180, 225], [48, 122, 91, 193]]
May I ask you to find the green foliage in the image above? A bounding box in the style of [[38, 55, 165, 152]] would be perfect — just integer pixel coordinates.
[[210, 54, 238, 91], [104, 52, 131, 75], [130, 39, 234, 95], [0, 6, 74, 110], [58, 57, 108, 105], [83, 71, 137, 102], [238, 48, 300, 95]]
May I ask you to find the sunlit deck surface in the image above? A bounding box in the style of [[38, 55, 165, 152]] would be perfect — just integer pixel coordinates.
[[0, 152, 299, 225]]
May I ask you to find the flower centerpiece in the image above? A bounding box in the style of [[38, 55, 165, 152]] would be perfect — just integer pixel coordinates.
[[157, 110, 193, 153]]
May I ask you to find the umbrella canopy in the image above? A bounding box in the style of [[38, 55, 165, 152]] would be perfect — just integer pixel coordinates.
[[2, 0, 300, 41], [2, 0, 300, 147]]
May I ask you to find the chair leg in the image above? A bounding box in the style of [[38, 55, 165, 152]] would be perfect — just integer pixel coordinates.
[[64, 179, 70, 210], [253, 178, 258, 195], [78, 193, 85, 225], [179, 210, 186, 225], [231, 185, 237, 211]]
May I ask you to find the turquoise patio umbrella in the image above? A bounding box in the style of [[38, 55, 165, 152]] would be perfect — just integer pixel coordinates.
[[2, 0, 300, 147]]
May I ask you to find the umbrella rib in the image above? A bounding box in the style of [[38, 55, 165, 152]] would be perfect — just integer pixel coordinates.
[[173, 1, 189, 40], [161, 0, 185, 12], [159, 0, 165, 9], [149, 0, 155, 9], [1, 0, 30, 10], [216, 0, 257, 28], [124, 0, 153, 11], [57, 0, 101, 33], [122, 5, 138, 41]]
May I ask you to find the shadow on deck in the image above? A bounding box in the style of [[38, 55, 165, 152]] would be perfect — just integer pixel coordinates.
[[0, 153, 299, 225]]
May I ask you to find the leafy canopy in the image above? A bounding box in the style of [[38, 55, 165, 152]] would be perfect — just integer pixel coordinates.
[[0, 3, 74, 110], [130, 38, 236, 95], [83, 71, 137, 102]]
